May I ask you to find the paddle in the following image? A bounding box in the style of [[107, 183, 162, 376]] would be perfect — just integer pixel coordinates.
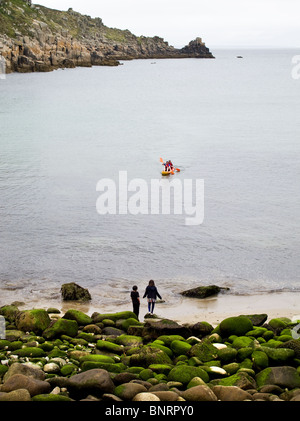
[[160, 157, 180, 173]]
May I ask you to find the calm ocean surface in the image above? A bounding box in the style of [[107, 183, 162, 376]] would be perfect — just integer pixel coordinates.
[[0, 48, 299, 309]]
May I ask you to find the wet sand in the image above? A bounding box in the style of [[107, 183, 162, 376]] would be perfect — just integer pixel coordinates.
[[23, 290, 300, 327]]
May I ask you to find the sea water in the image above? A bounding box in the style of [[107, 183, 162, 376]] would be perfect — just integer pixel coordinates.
[[0, 48, 299, 309]]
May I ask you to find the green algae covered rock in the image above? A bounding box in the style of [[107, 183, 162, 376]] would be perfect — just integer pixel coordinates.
[[63, 309, 92, 326], [170, 340, 192, 356], [256, 366, 300, 389], [93, 311, 138, 323], [15, 309, 51, 334], [13, 347, 46, 358], [0, 305, 19, 323], [115, 334, 143, 348], [211, 371, 256, 389], [217, 347, 238, 363], [219, 316, 253, 338], [129, 346, 172, 367], [156, 335, 185, 347], [43, 318, 78, 339], [32, 394, 72, 401], [188, 339, 218, 362], [251, 350, 269, 370], [168, 365, 209, 384], [262, 347, 295, 363], [96, 339, 124, 354]]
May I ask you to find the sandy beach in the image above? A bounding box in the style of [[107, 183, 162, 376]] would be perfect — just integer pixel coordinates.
[[20, 290, 299, 327]]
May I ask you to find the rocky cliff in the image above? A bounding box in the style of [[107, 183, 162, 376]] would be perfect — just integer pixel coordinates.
[[0, 0, 214, 73]]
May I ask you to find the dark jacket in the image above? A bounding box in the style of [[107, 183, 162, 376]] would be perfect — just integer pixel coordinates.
[[143, 285, 162, 300]]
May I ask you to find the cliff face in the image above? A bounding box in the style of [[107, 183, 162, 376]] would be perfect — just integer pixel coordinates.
[[0, 0, 214, 73]]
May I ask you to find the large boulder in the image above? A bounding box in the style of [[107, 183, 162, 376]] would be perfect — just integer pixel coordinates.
[[256, 366, 300, 389], [62, 309, 92, 326], [0, 305, 20, 323], [129, 346, 173, 367], [181, 385, 217, 401], [168, 365, 209, 384], [66, 369, 115, 399], [42, 318, 78, 339], [219, 316, 253, 338], [15, 309, 51, 334], [61, 282, 91, 301], [3, 363, 45, 382], [180, 285, 229, 299], [143, 318, 191, 340], [1, 374, 51, 396]]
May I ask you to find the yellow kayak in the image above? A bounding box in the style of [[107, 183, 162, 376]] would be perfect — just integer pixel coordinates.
[[161, 170, 173, 176]]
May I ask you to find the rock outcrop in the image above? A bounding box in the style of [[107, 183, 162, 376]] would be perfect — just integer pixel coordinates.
[[0, 0, 214, 74]]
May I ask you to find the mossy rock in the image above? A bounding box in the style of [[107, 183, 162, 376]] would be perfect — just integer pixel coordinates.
[[0, 340, 11, 350], [245, 327, 268, 338], [219, 316, 253, 338], [262, 330, 274, 341], [212, 371, 256, 389], [188, 356, 202, 366], [187, 376, 206, 388], [102, 319, 115, 327], [0, 305, 19, 323], [157, 335, 185, 347], [38, 341, 54, 352], [261, 339, 284, 348], [217, 347, 238, 363], [115, 334, 143, 348], [148, 343, 173, 358], [188, 339, 218, 362], [60, 363, 77, 376], [32, 394, 72, 401], [170, 340, 192, 356], [0, 364, 8, 377], [81, 361, 126, 373], [96, 339, 124, 354], [222, 362, 240, 375], [77, 332, 97, 343], [262, 347, 295, 363], [13, 347, 46, 358], [130, 346, 172, 367], [15, 309, 51, 334], [43, 318, 78, 340], [251, 350, 269, 370], [93, 311, 138, 323], [149, 364, 173, 375], [120, 318, 143, 331], [139, 368, 154, 380], [127, 366, 144, 374], [63, 309, 92, 326], [79, 354, 115, 364], [256, 366, 300, 389], [232, 336, 255, 350], [277, 334, 293, 342], [268, 318, 290, 330], [168, 365, 209, 384]]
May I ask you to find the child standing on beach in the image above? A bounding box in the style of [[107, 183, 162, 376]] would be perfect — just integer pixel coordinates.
[[143, 280, 162, 315], [130, 285, 140, 320]]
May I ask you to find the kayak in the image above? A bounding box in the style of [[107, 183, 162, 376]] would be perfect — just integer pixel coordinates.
[[161, 170, 173, 176]]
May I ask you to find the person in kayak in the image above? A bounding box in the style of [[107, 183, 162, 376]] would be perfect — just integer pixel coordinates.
[[164, 160, 174, 172], [143, 280, 162, 314]]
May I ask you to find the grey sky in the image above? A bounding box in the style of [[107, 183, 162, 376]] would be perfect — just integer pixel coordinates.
[[36, 0, 300, 48]]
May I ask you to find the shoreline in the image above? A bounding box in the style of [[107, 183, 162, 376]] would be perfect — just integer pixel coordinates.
[[6, 290, 300, 326]]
